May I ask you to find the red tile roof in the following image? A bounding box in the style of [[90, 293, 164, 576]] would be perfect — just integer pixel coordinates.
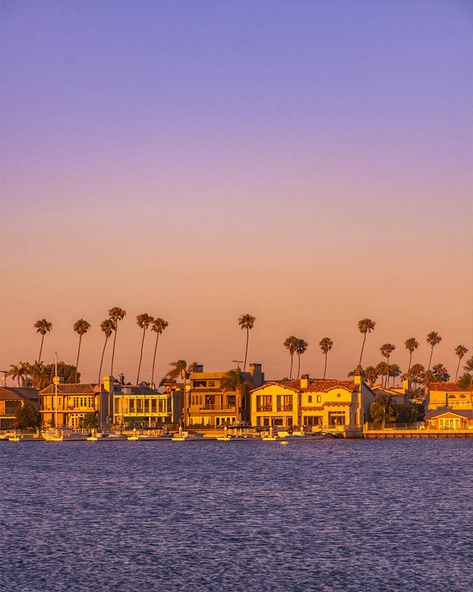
[[428, 383, 473, 392]]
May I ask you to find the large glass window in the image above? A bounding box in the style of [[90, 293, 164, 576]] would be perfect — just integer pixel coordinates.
[[257, 395, 272, 412]]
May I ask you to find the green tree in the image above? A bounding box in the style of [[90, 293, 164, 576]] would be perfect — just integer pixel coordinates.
[[364, 365, 378, 387], [380, 344, 396, 387], [238, 314, 256, 372], [108, 307, 127, 377], [375, 361, 389, 386], [388, 363, 401, 387], [404, 337, 419, 372], [396, 402, 424, 424], [16, 400, 41, 429], [458, 374, 473, 389], [357, 318, 376, 368], [319, 337, 333, 379], [8, 362, 30, 387], [150, 318, 169, 388], [429, 363, 450, 383], [426, 331, 442, 372], [34, 319, 52, 363], [370, 394, 397, 429], [220, 368, 251, 424], [73, 319, 91, 383], [136, 313, 154, 384], [98, 319, 115, 386], [454, 345, 468, 382], [284, 336, 299, 380], [79, 412, 98, 429], [295, 339, 309, 379]]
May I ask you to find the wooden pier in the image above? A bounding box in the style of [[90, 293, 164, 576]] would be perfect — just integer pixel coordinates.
[[364, 429, 473, 439]]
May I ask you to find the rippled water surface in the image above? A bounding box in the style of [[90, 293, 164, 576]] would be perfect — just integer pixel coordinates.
[[1, 439, 472, 591]]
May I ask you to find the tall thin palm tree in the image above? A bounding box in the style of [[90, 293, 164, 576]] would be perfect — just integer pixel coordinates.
[[404, 337, 419, 372], [34, 319, 52, 363], [454, 345, 468, 381], [357, 318, 375, 368], [150, 318, 169, 388], [364, 365, 378, 388], [426, 331, 442, 372], [73, 319, 91, 383], [295, 339, 308, 379], [284, 336, 299, 379], [319, 337, 333, 379], [108, 307, 126, 377], [238, 314, 256, 372], [380, 344, 396, 387], [388, 363, 401, 387], [98, 319, 115, 386], [136, 313, 153, 384]]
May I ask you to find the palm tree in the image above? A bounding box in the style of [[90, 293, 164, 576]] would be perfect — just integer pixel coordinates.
[[73, 319, 91, 383], [380, 344, 396, 387], [364, 365, 378, 388], [465, 356, 473, 374], [98, 319, 115, 386], [220, 368, 251, 424], [284, 336, 299, 379], [30, 362, 49, 389], [375, 361, 389, 387], [34, 319, 52, 363], [426, 331, 442, 372], [319, 337, 333, 379], [406, 363, 425, 389], [404, 337, 419, 372], [108, 307, 126, 376], [295, 339, 309, 379], [388, 363, 401, 387], [357, 318, 375, 368], [430, 363, 450, 383], [370, 394, 397, 429], [454, 345, 468, 381], [8, 363, 27, 386], [238, 314, 256, 372], [165, 360, 195, 427], [150, 318, 169, 388], [136, 313, 154, 384]]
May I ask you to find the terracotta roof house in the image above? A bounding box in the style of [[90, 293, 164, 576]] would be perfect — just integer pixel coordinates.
[[424, 408, 473, 430], [0, 387, 39, 429]]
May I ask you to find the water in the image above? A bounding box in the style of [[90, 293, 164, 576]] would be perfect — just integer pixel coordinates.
[[0, 439, 472, 592]]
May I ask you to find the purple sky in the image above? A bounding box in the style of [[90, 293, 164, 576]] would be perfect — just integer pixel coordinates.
[[1, 1, 472, 383]]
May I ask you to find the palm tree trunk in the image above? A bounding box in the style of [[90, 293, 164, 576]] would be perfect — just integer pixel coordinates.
[[408, 351, 413, 372], [243, 328, 250, 372], [358, 333, 367, 367], [289, 354, 294, 380], [297, 353, 301, 379], [427, 346, 434, 371], [98, 336, 108, 386], [455, 357, 461, 382], [323, 353, 328, 379], [110, 323, 118, 376], [136, 328, 147, 384], [38, 334, 45, 363], [151, 333, 160, 388], [74, 335, 82, 383]]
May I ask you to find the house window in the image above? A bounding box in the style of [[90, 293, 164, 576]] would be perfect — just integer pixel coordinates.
[[257, 395, 272, 412], [276, 395, 292, 412], [316, 395, 321, 403], [308, 395, 312, 403]]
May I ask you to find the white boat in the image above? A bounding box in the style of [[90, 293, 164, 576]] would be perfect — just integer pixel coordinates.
[[172, 427, 188, 441], [42, 427, 84, 442]]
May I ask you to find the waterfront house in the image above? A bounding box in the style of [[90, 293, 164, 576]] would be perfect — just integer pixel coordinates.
[[372, 384, 409, 406], [250, 375, 374, 436], [423, 382, 473, 430], [39, 382, 98, 428], [185, 363, 264, 428], [425, 382, 473, 412], [113, 384, 180, 428], [0, 387, 39, 429]]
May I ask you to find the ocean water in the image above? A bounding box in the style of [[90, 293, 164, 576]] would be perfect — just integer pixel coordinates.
[[0, 439, 472, 592]]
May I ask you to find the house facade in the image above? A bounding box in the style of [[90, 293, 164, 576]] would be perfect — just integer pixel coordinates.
[[185, 363, 264, 428], [113, 385, 180, 428], [423, 382, 473, 430], [0, 387, 39, 429], [250, 375, 374, 436], [39, 382, 99, 428]]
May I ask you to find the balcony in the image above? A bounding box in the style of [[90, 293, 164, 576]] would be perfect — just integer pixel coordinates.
[[256, 406, 273, 412], [199, 405, 236, 412]]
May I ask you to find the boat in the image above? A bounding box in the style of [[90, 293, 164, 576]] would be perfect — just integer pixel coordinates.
[[8, 432, 21, 442], [262, 427, 277, 441], [172, 427, 188, 441], [217, 427, 231, 441], [42, 427, 84, 442]]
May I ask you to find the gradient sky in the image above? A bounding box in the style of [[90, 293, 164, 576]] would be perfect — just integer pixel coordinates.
[[1, 0, 472, 384]]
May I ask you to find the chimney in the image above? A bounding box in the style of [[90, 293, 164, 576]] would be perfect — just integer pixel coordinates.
[[193, 364, 204, 374], [103, 376, 115, 393], [300, 374, 310, 389], [402, 378, 411, 394], [249, 363, 264, 387], [354, 373, 362, 387]]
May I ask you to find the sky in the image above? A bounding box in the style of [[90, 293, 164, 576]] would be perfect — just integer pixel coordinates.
[[1, 0, 472, 384]]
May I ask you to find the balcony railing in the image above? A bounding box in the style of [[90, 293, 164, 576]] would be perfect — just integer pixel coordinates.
[[199, 405, 236, 412], [256, 406, 273, 412]]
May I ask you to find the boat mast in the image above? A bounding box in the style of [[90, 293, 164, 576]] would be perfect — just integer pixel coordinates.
[[54, 353, 58, 428]]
